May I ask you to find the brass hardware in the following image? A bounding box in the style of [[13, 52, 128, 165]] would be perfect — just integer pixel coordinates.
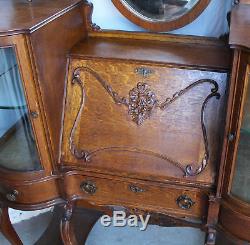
[[176, 195, 195, 210], [30, 111, 39, 119], [129, 185, 145, 193], [228, 133, 235, 142], [135, 67, 154, 78], [80, 181, 97, 194], [6, 190, 19, 202]]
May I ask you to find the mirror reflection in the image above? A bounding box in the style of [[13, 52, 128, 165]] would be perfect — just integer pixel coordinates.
[[123, 0, 199, 21]]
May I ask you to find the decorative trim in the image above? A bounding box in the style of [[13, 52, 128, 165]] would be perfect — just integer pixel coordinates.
[[128, 82, 158, 125], [176, 195, 195, 210], [62, 202, 74, 222], [83, 0, 101, 32], [69, 66, 220, 177]]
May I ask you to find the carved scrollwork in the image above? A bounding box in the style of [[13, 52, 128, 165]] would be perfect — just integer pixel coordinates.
[[83, 0, 101, 31], [68, 66, 221, 177]]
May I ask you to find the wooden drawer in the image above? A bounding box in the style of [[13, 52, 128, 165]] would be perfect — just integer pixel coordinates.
[[61, 59, 228, 185], [0, 177, 60, 205], [64, 173, 209, 220]]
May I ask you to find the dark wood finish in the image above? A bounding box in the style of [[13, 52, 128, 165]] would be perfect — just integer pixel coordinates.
[[0, 206, 22, 245], [111, 0, 211, 32], [0, 0, 83, 36]]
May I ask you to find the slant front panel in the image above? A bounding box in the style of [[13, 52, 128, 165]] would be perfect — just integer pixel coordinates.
[[61, 59, 228, 185]]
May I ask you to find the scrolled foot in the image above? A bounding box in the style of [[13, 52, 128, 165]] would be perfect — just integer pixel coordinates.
[[205, 228, 216, 245], [60, 202, 78, 245]]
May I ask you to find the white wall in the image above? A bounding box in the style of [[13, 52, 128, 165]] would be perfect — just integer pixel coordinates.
[[90, 0, 233, 37]]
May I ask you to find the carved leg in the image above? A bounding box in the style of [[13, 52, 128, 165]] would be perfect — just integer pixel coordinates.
[[60, 202, 78, 245], [204, 196, 220, 245], [0, 206, 22, 245], [37, 202, 102, 245], [205, 228, 217, 245]]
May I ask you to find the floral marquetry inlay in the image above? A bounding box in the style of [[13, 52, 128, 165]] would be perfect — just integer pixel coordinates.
[[128, 82, 158, 125]]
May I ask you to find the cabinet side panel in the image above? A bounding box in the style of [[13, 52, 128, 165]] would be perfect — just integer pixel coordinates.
[[29, 3, 86, 164]]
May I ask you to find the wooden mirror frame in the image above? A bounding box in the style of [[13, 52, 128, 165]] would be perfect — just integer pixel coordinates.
[[111, 0, 211, 32]]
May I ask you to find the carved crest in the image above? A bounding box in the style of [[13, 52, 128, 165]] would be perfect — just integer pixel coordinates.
[[128, 82, 157, 125]]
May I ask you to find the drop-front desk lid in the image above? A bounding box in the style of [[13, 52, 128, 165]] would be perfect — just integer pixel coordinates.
[[61, 34, 230, 188]]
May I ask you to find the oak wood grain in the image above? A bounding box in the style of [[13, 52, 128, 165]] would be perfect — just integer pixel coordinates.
[[61, 58, 228, 186], [0, 0, 82, 36], [70, 37, 231, 72]]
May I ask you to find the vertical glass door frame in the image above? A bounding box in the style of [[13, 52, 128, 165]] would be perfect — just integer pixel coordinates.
[[230, 66, 250, 201], [220, 50, 250, 211], [0, 34, 53, 180]]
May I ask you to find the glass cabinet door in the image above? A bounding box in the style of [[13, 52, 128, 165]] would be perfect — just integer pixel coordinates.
[[231, 74, 250, 202], [0, 47, 42, 171]]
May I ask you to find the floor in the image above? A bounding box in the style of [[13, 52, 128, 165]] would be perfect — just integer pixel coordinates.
[[0, 209, 205, 245]]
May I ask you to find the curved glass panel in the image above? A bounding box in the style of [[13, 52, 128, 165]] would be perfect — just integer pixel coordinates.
[[123, 0, 199, 21], [0, 47, 42, 171], [231, 75, 250, 203]]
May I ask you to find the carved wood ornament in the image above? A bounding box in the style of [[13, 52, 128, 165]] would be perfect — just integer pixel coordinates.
[[69, 66, 220, 177]]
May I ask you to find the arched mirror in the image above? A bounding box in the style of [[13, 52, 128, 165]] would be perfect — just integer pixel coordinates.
[[111, 0, 211, 32]]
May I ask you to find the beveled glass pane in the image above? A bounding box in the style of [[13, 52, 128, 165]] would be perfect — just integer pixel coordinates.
[[0, 47, 42, 171], [231, 75, 250, 203], [123, 0, 199, 21]]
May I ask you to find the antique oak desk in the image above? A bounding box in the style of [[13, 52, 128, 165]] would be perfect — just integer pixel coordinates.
[[0, 0, 250, 244]]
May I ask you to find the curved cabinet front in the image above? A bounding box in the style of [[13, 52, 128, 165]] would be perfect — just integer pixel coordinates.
[[218, 50, 250, 243], [0, 177, 61, 209], [0, 47, 42, 172]]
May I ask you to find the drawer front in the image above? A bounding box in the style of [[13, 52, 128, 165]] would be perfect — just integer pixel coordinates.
[[61, 59, 228, 184], [65, 174, 208, 219], [0, 178, 60, 205]]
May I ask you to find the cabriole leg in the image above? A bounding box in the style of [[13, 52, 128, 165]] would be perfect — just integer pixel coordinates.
[[0, 206, 22, 245], [60, 202, 78, 245], [205, 228, 217, 245]]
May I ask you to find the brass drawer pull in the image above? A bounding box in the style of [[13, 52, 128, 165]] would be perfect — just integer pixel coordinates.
[[129, 185, 145, 193], [176, 195, 195, 210], [80, 181, 97, 194], [6, 190, 19, 202]]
